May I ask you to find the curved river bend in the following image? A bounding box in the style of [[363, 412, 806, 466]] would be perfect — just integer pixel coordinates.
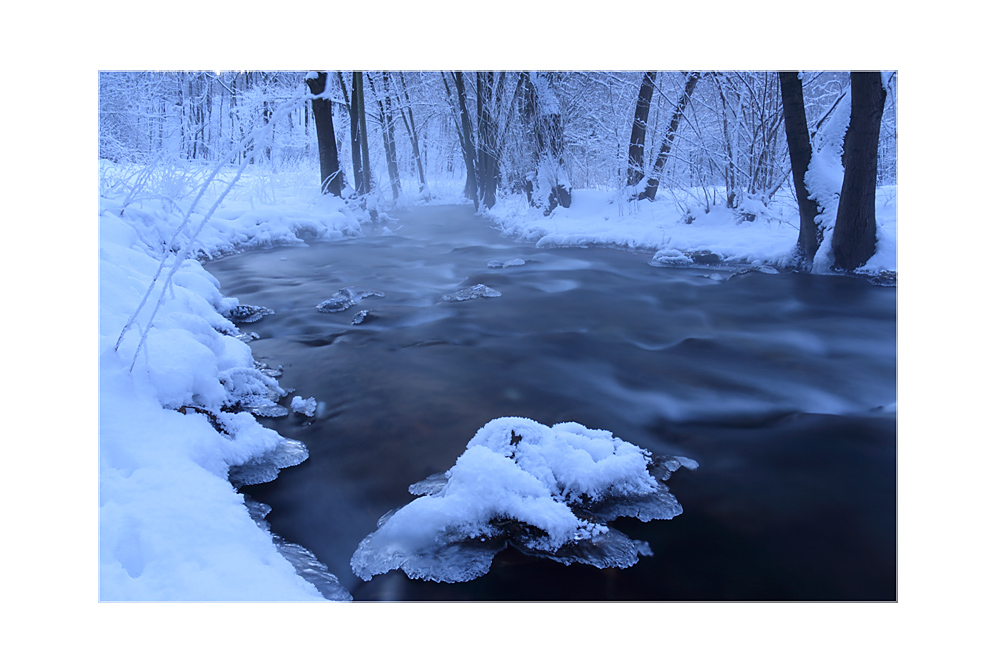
[[208, 205, 896, 601]]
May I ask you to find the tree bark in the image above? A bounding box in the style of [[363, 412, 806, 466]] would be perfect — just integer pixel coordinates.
[[640, 72, 699, 201], [832, 71, 886, 271], [394, 73, 428, 195], [305, 72, 343, 197], [476, 71, 499, 209], [626, 71, 656, 187], [452, 71, 479, 206], [352, 71, 373, 196], [778, 71, 821, 268], [337, 72, 365, 195], [368, 72, 401, 201]]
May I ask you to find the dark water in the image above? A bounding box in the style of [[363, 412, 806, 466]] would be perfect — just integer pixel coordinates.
[[207, 205, 896, 601]]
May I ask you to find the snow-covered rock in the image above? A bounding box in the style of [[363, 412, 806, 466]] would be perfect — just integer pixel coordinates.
[[350, 417, 695, 584]]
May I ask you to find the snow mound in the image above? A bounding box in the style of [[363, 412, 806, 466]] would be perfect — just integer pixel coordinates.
[[290, 395, 317, 417], [442, 284, 502, 302], [350, 417, 695, 584]]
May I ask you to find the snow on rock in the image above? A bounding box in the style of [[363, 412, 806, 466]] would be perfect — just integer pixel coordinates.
[[350, 417, 695, 584], [290, 395, 318, 417], [316, 287, 384, 313], [442, 284, 502, 302], [227, 303, 275, 323], [488, 258, 525, 268]]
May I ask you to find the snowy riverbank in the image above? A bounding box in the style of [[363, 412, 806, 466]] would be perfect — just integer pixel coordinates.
[[485, 185, 897, 276], [99, 166, 367, 600], [98, 164, 896, 601]]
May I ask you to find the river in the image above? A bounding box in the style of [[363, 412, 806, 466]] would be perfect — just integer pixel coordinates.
[[207, 204, 896, 601]]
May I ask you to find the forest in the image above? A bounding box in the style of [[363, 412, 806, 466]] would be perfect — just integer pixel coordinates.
[[99, 70, 898, 607], [99, 70, 896, 272]]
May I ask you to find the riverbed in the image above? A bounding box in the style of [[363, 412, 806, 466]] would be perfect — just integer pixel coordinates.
[[207, 204, 896, 601]]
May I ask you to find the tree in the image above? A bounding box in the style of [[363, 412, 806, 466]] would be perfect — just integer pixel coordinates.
[[336, 71, 372, 196], [368, 72, 401, 201], [778, 71, 821, 268], [626, 71, 656, 188], [353, 71, 373, 196], [832, 71, 886, 271], [448, 71, 479, 206], [476, 71, 501, 209], [392, 72, 428, 197], [640, 72, 700, 202], [305, 71, 343, 197], [524, 72, 571, 214]]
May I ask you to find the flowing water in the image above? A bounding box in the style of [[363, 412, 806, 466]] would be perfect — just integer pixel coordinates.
[[207, 205, 896, 601]]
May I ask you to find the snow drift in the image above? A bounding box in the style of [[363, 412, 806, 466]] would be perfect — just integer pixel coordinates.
[[99, 168, 362, 601]]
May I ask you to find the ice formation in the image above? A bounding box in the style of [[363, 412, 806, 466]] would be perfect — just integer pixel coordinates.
[[229, 437, 310, 488], [316, 287, 384, 313], [441, 283, 502, 302], [227, 303, 275, 323], [245, 499, 352, 601], [350, 417, 696, 584], [487, 258, 525, 268]]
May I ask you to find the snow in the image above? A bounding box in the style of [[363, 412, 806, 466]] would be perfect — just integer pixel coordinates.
[[99, 165, 358, 601], [350, 417, 693, 583], [98, 156, 895, 601], [484, 184, 897, 276], [290, 395, 318, 417]]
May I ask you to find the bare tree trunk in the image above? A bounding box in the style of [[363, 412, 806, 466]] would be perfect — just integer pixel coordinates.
[[305, 71, 343, 197], [353, 71, 373, 196], [626, 71, 656, 187], [337, 72, 365, 195], [714, 73, 738, 208], [778, 71, 821, 268], [368, 72, 401, 201], [476, 71, 499, 209], [832, 71, 886, 271], [452, 72, 479, 206], [394, 72, 428, 195], [640, 72, 700, 201]]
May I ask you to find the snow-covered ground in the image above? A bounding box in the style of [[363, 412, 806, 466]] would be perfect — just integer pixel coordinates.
[[98, 162, 897, 601], [99, 163, 381, 600], [485, 185, 897, 275]]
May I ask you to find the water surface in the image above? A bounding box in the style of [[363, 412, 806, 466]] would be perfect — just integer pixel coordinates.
[[208, 205, 896, 601]]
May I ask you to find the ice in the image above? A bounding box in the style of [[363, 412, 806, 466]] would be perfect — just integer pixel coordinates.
[[290, 395, 317, 417], [316, 287, 384, 313], [441, 284, 502, 301], [245, 499, 351, 601], [254, 360, 283, 378], [227, 303, 275, 323], [350, 417, 695, 583], [218, 366, 286, 409], [229, 438, 309, 488], [487, 258, 525, 268], [251, 404, 290, 418]]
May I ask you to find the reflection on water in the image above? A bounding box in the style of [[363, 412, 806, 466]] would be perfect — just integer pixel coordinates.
[[208, 205, 896, 601]]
